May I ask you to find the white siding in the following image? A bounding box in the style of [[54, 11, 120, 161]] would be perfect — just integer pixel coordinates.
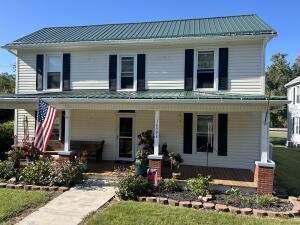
[[71, 52, 109, 89], [69, 110, 260, 169], [228, 44, 263, 94], [16, 40, 264, 94], [287, 86, 300, 145], [17, 54, 36, 94], [16, 109, 35, 141], [145, 49, 184, 89]]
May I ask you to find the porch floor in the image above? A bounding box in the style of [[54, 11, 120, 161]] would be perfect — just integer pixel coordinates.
[[85, 160, 256, 188]]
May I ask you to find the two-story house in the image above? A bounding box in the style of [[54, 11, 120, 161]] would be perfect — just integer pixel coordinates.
[[0, 14, 287, 194], [285, 76, 300, 147]]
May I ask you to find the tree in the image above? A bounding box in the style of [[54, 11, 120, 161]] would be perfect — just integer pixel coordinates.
[[266, 54, 293, 128], [266, 53, 292, 96], [292, 56, 300, 78], [0, 72, 15, 94], [0, 73, 15, 122]]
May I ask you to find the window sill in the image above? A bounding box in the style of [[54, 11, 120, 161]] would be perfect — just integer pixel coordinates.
[[117, 89, 137, 92]]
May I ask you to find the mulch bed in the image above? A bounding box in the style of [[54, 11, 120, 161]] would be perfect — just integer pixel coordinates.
[[151, 190, 293, 212], [153, 191, 198, 202], [212, 194, 293, 212]]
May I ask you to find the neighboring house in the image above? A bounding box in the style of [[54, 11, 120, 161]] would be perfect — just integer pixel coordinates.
[[285, 76, 300, 147], [0, 14, 287, 194]]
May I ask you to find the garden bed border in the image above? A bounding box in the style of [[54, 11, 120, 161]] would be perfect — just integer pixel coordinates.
[[137, 196, 300, 218], [0, 182, 69, 192]]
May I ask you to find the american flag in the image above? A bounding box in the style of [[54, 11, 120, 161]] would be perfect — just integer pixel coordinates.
[[34, 99, 57, 152]]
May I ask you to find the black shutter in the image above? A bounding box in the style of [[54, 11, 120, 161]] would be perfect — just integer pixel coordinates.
[[184, 49, 194, 91], [109, 55, 117, 91], [34, 111, 37, 129], [218, 114, 228, 156], [218, 48, 229, 90], [36, 54, 44, 91], [183, 113, 193, 154], [61, 111, 65, 143], [137, 54, 146, 91], [63, 54, 71, 91]]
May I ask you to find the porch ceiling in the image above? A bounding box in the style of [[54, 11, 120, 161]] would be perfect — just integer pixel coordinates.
[[0, 89, 288, 111]]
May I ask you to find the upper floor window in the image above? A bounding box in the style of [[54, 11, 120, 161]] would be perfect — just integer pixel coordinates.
[[46, 55, 62, 90], [196, 115, 214, 152], [297, 86, 300, 103], [118, 56, 136, 90], [196, 50, 216, 90]]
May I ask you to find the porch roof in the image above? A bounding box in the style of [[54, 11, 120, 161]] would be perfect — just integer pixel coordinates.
[[0, 89, 287, 101]]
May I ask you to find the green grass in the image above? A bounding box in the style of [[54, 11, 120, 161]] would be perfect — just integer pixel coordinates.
[[269, 130, 287, 146], [0, 189, 53, 223], [85, 201, 300, 225], [270, 130, 300, 195]]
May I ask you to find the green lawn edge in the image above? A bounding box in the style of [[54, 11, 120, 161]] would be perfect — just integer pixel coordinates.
[[85, 201, 300, 225]]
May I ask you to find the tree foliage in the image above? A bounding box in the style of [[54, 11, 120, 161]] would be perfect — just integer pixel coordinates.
[[266, 53, 299, 127], [0, 72, 15, 94], [0, 73, 15, 123]]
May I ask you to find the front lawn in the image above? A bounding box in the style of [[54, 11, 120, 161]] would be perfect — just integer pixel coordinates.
[[0, 189, 53, 223], [270, 130, 300, 195], [85, 201, 299, 225]]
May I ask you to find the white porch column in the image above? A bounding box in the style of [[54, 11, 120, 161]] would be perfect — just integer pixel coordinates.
[[154, 110, 160, 156], [64, 109, 71, 152], [148, 110, 163, 178], [260, 111, 269, 163]]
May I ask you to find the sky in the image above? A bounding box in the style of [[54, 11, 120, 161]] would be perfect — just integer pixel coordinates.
[[0, 0, 299, 74]]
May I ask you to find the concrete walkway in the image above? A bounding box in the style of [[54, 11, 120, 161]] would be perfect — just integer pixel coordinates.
[[17, 179, 115, 225]]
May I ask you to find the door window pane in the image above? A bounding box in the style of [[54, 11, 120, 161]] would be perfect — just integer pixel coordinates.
[[121, 57, 134, 89], [47, 56, 61, 89], [119, 138, 133, 158], [197, 51, 214, 89], [119, 117, 133, 158], [196, 115, 213, 152]]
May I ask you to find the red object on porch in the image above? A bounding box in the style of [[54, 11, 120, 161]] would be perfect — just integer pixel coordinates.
[[147, 169, 158, 186], [254, 165, 274, 194]]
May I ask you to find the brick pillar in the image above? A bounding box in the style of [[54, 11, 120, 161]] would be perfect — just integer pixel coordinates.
[[254, 164, 274, 194], [149, 158, 163, 178]]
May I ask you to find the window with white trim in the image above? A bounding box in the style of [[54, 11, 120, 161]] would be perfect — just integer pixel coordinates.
[[294, 117, 300, 135], [119, 56, 136, 90], [46, 55, 62, 90], [196, 115, 214, 152], [297, 86, 300, 103], [197, 51, 215, 89]]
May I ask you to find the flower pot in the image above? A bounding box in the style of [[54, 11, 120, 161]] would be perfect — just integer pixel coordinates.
[[136, 166, 148, 176], [172, 172, 181, 179]]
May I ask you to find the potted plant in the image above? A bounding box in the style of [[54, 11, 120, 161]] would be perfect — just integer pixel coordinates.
[[169, 152, 183, 179], [135, 130, 154, 176]]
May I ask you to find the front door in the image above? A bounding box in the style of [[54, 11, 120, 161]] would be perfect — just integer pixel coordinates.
[[117, 116, 134, 161]]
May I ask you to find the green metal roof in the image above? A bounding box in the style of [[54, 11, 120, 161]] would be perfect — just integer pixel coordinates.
[[4, 14, 276, 48], [0, 90, 286, 101]]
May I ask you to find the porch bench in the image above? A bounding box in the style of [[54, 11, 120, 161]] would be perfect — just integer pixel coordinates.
[[70, 140, 105, 162]]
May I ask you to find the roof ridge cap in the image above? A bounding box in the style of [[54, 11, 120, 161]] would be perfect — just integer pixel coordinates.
[[40, 14, 258, 30]]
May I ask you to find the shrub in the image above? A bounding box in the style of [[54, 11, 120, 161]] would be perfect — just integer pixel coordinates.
[[0, 161, 16, 180], [158, 178, 181, 193], [20, 157, 84, 186], [20, 157, 53, 185], [255, 194, 278, 208], [0, 121, 14, 160], [187, 175, 212, 196], [225, 187, 241, 196], [116, 167, 149, 200], [7, 148, 24, 168], [51, 160, 85, 186]]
